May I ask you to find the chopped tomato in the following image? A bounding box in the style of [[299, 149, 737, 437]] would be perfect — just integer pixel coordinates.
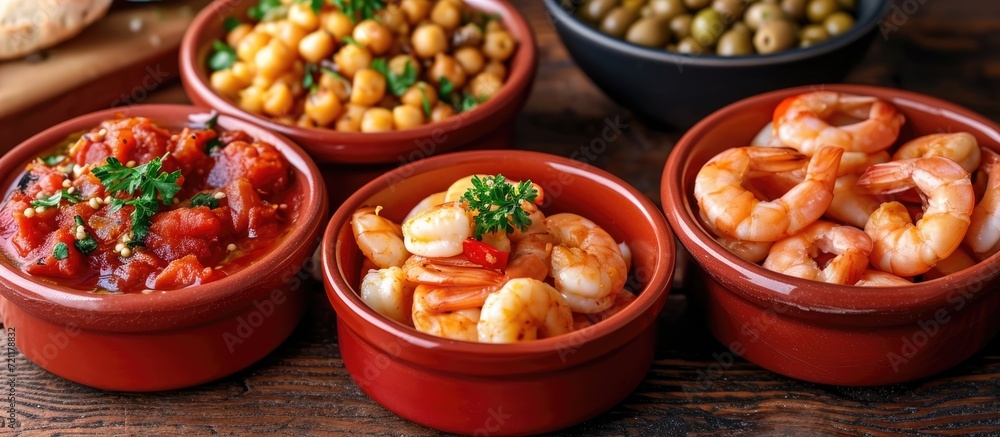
[[222, 178, 261, 234], [146, 207, 224, 262], [462, 238, 509, 270], [207, 140, 290, 194], [24, 229, 87, 279], [150, 255, 216, 289], [106, 251, 160, 292]]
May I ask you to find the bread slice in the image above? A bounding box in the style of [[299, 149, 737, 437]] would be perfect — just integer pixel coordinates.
[[0, 0, 113, 60]]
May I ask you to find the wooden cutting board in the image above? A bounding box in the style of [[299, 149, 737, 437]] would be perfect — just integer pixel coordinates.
[[0, 0, 212, 154]]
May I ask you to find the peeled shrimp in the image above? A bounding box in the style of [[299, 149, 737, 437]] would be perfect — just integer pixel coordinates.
[[695, 146, 842, 242], [762, 220, 872, 285], [854, 270, 913, 287], [826, 174, 882, 229], [352, 207, 410, 268], [698, 210, 772, 263], [402, 256, 505, 312], [858, 156, 974, 276], [402, 201, 473, 257], [477, 278, 574, 343], [773, 91, 905, 155], [360, 267, 416, 325], [545, 213, 628, 313], [892, 132, 980, 173], [924, 247, 977, 280], [404, 191, 447, 222], [965, 148, 1000, 259], [505, 233, 553, 281], [412, 285, 480, 342]]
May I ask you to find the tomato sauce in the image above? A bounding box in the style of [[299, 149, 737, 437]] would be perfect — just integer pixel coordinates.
[[0, 116, 300, 294]]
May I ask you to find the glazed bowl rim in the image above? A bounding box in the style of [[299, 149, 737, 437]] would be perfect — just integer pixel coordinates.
[[662, 83, 1000, 316], [179, 0, 538, 147], [0, 104, 327, 329], [542, 0, 893, 68], [322, 149, 675, 355]]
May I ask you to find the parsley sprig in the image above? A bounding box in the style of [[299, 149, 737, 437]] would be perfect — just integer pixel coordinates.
[[371, 58, 417, 97], [92, 156, 181, 247], [333, 0, 385, 22], [461, 175, 538, 239], [209, 40, 237, 71], [31, 189, 82, 208]]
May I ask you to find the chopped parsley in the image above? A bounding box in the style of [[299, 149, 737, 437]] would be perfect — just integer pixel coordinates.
[[53, 242, 69, 261], [31, 189, 82, 208], [371, 58, 417, 97], [461, 174, 539, 239], [209, 40, 237, 71], [190, 193, 220, 209], [91, 156, 181, 247], [74, 216, 98, 255]]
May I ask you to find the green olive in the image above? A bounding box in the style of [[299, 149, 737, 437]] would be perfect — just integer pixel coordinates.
[[676, 36, 705, 54], [684, 0, 711, 10], [625, 16, 672, 47], [669, 14, 693, 39], [690, 8, 725, 48], [716, 27, 753, 55], [579, 0, 619, 23], [780, 0, 808, 21], [648, 0, 687, 20], [824, 11, 854, 37], [800, 23, 829, 44], [712, 0, 745, 21], [599, 6, 639, 38], [622, 0, 646, 13], [806, 0, 840, 23], [731, 21, 750, 34], [753, 19, 798, 54], [744, 3, 786, 31]]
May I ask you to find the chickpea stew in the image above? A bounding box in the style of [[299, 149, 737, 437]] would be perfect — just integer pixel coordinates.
[[0, 114, 299, 294], [209, 0, 518, 132]]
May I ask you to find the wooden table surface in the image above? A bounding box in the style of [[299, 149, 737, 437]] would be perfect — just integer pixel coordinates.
[[5, 0, 1000, 435]]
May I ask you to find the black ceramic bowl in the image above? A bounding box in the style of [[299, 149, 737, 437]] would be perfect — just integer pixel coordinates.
[[543, 0, 892, 128]]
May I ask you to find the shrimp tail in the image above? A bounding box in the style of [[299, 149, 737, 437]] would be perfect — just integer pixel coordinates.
[[425, 284, 503, 312], [746, 147, 809, 173], [856, 161, 916, 194]]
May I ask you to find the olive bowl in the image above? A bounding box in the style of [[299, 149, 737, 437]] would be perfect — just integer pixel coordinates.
[[543, 0, 893, 128]]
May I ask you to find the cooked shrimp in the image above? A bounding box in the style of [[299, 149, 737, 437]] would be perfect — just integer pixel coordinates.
[[857, 157, 974, 276], [352, 207, 410, 268], [477, 278, 574, 343], [570, 289, 639, 330], [751, 121, 784, 147], [412, 285, 480, 342], [404, 191, 447, 222], [965, 149, 1000, 259], [546, 213, 628, 313], [505, 233, 553, 281], [403, 256, 506, 312], [695, 146, 842, 242], [360, 267, 416, 325], [402, 201, 473, 257], [698, 210, 772, 262], [892, 132, 980, 173], [839, 151, 891, 176], [508, 201, 548, 241], [826, 174, 882, 229], [618, 242, 632, 272], [854, 270, 913, 287], [773, 91, 905, 155], [762, 220, 872, 284], [923, 247, 977, 280]]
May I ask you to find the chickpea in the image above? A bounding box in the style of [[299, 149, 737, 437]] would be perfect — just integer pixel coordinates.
[[361, 107, 395, 132], [251, 74, 275, 90], [320, 72, 352, 101], [453, 23, 484, 48], [305, 89, 344, 126], [239, 86, 266, 114], [334, 44, 373, 78], [350, 69, 387, 106], [429, 53, 467, 88], [236, 31, 270, 62], [288, 2, 320, 31], [454, 47, 485, 75], [377, 5, 408, 34], [226, 23, 253, 48], [430, 0, 462, 31], [298, 30, 335, 64], [393, 105, 425, 130], [483, 30, 516, 61], [389, 54, 422, 77], [210, 69, 241, 98], [353, 20, 394, 56], [401, 0, 432, 25], [482, 61, 507, 81], [335, 104, 367, 132], [277, 69, 305, 97], [431, 102, 456, 122], [275, 21, 309, 54], [411, 23, 448, 59], [323, 12, 354, 40], [467, 72, 503, 100], [231, 61, 255, 86], [255, 39, 295, 79], [263, 82, 294, 116], [485, 20, 504, 34], [401, 81, 438, 108], [297, 114, 317, 129]]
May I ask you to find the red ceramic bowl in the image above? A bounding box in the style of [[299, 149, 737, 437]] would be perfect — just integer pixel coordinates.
[[661, 84, 1000, 386], [322, 150, 674, 434], [0, 105, 327, 391], [180, 0, 537, 164]]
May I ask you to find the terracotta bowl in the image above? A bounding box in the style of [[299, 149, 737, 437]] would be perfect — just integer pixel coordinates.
[[322, 150, 674, 434], [0, 105, 327, 391], [180, 0, 537, 164], [661, 84, 1000, 386]]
